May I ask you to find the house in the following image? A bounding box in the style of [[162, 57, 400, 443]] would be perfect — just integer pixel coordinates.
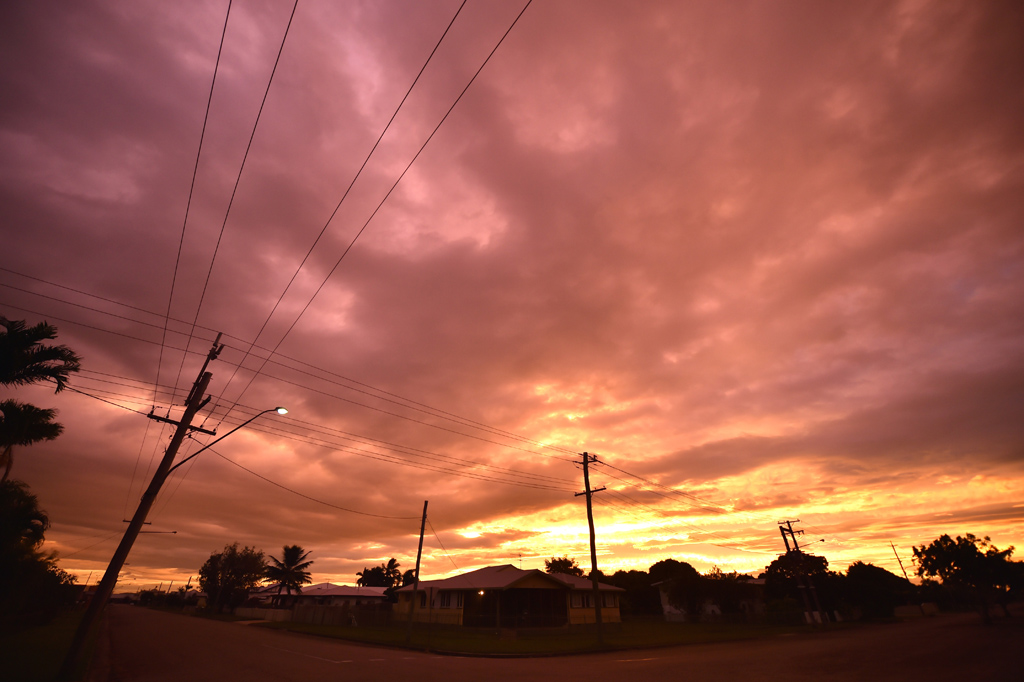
[[251, 582, 387, 608], [292, 582, 388, 607], [393, 564, 624, 628]]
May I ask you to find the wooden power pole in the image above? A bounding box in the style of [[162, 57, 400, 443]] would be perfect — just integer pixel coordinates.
[[406, 499, 428, 644], [59, 337, 224, 679], [575, 452, 606, 646], [778, 519, 826, 625]]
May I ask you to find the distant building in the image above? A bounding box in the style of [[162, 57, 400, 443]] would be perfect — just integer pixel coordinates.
[[251, 582, 387, 608], [393, 564, 624, 627]]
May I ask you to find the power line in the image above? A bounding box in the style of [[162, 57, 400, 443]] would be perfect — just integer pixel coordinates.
[[598, 488, 775, 556], [214, 0, 469, 420], [10, 307, 577, 492], [60, 531, 124, 559], [156, 0, 233, 406], [595, 461, 732, 515], [3, 276, 577, 457], [6, 300, 578, 490], [427, 518, 463, 575], [222, 343, 578, 456], [172, 0, 299, 399], [221, 406, 573, 485], [0, 301, 213, 353], [3, 271, 578, 458], [0, 267, 176, 321], [220, 420, 574, 492], [0, 282, 212, 341], [77, 376, 570, 490], [596, 460, 842, 548], [64, 386, 152, 416], [205, 446, 421, 519], [257, 368, 575, 462], [218, 0, 536, 429]]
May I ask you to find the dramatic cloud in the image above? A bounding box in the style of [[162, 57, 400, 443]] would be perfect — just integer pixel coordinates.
[[2, 0, 1022, 590]]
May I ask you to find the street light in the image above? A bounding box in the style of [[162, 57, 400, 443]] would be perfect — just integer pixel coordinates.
[[167, 407, 289, 474], [59, 404, 287, 679]]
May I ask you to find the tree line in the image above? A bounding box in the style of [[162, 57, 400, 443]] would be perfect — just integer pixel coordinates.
[[546, 534, 1022, 623], [1, 317, 81, 631], [197, 543, 314, 611], [195, 543, 418, 612]]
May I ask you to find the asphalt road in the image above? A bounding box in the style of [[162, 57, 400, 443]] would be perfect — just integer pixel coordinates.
[[94, 605, 1021, 682]]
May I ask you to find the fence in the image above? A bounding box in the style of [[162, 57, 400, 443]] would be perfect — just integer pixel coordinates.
[[290, 604, 393, 628], [234, 607, 292, 622]]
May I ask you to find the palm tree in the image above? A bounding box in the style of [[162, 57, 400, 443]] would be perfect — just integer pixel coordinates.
[[264, 545, 313, 605], [0, 400, 63, 482], [356, 558, 402, 588], [0, 317, 81, 392], [382, 557, 402, 588], [356, 565, 386, 587]]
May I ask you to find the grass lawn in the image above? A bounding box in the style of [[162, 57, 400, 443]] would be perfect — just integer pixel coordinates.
[[0, 610, 97, 682], [256, 619, 812, 656]]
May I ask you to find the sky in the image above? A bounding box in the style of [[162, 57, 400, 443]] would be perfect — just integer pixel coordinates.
[[2, 0, 1023, 591]]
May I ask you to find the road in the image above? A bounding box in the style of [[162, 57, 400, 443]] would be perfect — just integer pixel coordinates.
[[94, 605, 1020, 682]]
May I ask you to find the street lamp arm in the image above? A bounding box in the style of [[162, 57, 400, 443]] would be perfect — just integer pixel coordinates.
[[166, 407, 285, 475]]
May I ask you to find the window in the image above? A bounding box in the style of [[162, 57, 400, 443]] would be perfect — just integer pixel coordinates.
[[440, 592, 451, 608], [603, 593, 616, 608], [419, 592, 427, 607], [571, 593, 583, 608], [456, 592, 464, 608]]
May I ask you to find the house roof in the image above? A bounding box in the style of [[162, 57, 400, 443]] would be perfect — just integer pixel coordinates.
[[254, 582, 388, 598], [394, 564, 624, 593], [300, 583, 388, 598]]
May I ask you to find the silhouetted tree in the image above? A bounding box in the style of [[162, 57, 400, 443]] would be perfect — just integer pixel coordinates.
[[0, 479, 76, 629], [265, 545, 313, 605], [606, 569, 662, 615], [545, 556, 584, 577], [648, 559, 703, 618], [700, 566, 750, 616], [0, 318, 80, 482], [764, 552, 829, 586], [914, 533, 1021, 622], [762, 552, 833, 620], [198, 543, 265, 612], [0, 317, 81, 391], [0, 479, 48, 552], [648, 558, 700, 584], [356, 565, 387, 587], [383, 557, 402, 586], [0, 400, 63, 482], [845, 561, 911, 619], [357, 558, 402, 589]]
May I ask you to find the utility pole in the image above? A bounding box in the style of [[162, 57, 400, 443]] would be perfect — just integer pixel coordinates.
[[575, 452, 606, 646], [890, 540, 926, 615], [406, 500, 428, 645], [778, 519, 826, 625], [59, 337, 224, 680], [890, 541, 912, 584]]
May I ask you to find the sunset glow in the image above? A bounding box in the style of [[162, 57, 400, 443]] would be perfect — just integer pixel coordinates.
[[1, 0, 1022, 593]]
